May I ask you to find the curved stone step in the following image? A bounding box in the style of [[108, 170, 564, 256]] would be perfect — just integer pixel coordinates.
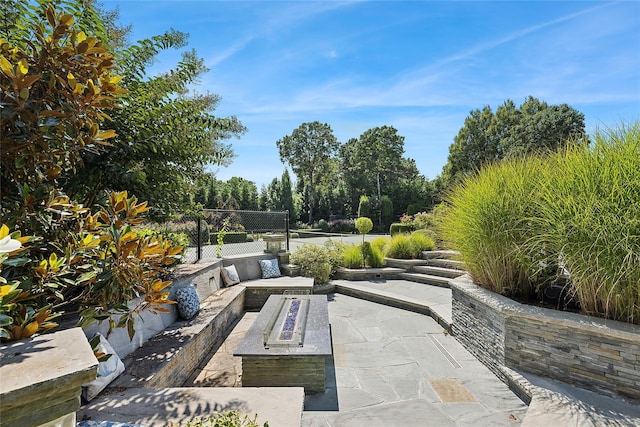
[[427, 258, 465, 270], [421, 250, 460, 260], [413, 265, 465, 278], [399, 272, 451, 288]]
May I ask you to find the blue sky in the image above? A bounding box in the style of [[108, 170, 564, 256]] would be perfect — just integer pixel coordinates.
[[104, 1, 640, 189]]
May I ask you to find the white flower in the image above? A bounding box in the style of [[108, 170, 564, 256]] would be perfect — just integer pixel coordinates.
[[0, 235, 22, 253]]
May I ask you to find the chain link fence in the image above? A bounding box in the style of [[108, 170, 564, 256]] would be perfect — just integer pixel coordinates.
[[166, 209, 290, 263]]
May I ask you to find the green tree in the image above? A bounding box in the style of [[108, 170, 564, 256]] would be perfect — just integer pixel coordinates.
[[358, 195, 372, 218], [0, 3, 181, 341], [441, 96, 586, 187], [340, 126, 406, 223], [280, 169, 296, 222], [276, 121, 339, 224], [62, 26, 245, 218]]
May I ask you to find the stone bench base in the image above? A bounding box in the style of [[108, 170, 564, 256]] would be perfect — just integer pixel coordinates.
[[109, 285, 245, 389]]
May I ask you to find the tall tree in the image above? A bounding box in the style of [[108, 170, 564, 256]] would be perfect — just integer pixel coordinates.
[[280, 169, 295, 222], [64, 37, 244, 218], [276, 121, 339, 223], [441, 96, 586, 187], [340, 126, 405, 222]]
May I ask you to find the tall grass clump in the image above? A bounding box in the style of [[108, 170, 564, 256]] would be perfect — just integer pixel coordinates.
[[409, 230, 436, 258], [439, 156, 546, 297], [364, 242, 385, 267], [385, 234, 413, 259], [342, 244, 364, 268], [371, 236, 389, 255], [531, 123, 640, 323]]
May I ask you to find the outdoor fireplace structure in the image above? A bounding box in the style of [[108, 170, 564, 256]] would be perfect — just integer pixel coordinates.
[[234, 292, 332, 393]]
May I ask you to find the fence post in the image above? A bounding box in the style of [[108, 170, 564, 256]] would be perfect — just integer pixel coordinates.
[[196, 218, 202, 262], [285, 210, 290, 252]]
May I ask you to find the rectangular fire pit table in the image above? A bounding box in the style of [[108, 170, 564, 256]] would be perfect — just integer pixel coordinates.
[[234, 294, 332, 393]]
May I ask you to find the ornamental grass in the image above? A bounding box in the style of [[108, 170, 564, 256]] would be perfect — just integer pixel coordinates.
[[530, 123, 640, 323]]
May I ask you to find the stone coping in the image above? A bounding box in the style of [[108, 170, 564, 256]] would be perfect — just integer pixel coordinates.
[[334, 266, 404, 280], [0, 328, 98, 427]]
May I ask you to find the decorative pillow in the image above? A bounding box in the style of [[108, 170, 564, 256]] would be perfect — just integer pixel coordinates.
[[175, 285, 200, 320], [259, 258, 282, 279], [221, 264, 240, 287], [83, 333, 125, 401]]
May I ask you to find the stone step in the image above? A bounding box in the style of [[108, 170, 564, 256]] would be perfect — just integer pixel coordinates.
[[399, 272, 452, 288], [413, 265, 465, 278], [427, 258, 465, 270], [384, 258, 429, 269], [77, 387, 304, 427], [333, 281, 452, 330], [421, 250, 460, 260]]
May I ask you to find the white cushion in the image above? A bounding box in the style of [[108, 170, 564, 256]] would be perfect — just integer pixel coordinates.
[[221, 264, 240, 286], [83, 333, 125, 401]]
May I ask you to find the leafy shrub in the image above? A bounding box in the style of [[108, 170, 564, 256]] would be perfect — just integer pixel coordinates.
[[170, 410, 267, 427], [0, 192, 182, 342], [355, 217, 373, 236], [139, 226, 189, 255], [328, 219, 355, 233], [210, 232, 247, 244], [385, 234, 413, 259], [409, 231, 436, 258], [290, 232, 300, 239], [318, 219, 330, 232], [171, 220, 210, 246], [412, 212, 436, 230], [389, 223, 413, 235], [358, 195, 372, 218], [290, 244, 333, 285], [342, 244, 364, 268]]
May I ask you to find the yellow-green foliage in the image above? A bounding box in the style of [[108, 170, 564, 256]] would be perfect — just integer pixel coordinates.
[[439, 156, 544, 297], [409, 231, 436, 258], [342, 244, 364, 268], [531, 123, 640, 324], [385, 234, 413, 259], [440, 121, 640, 324], [371, 237, 389, 256], [367, 243, 385, 268]]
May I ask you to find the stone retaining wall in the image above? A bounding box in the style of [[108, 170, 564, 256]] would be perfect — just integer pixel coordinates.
[[451, 275, 640, 401]]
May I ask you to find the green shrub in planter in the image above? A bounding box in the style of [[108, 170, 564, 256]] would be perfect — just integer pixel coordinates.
[[371, 236, 389, 256], [530, 123, 640, 324], [439, 155, 545, 298], [389, 223, 413, 235], [385, 234, 413, 259], [290, 244, 333, 285], [342, 244, 364, 268], [367, 243, 385, 267], [409, 230, 436, 258]]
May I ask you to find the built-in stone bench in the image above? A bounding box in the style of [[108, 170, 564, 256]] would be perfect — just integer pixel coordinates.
[[104, 253, 312, 390]]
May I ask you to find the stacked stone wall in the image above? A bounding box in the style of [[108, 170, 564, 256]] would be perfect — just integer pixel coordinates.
[[451, 275, 640, 401]]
